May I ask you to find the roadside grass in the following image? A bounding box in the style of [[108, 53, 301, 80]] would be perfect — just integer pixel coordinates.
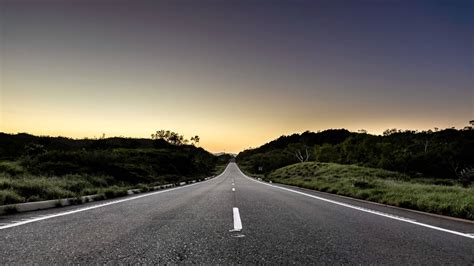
[[0, 172, 185, 206], [0, 161, 26, 176], [267, 162, 474, 220], [0, 173, 121, 205], [236, 163, 265, 180], [0, 146, 218, 207], [101, 185, 129, 199], [0, 157, 224, 207], [213, 163, 229, 176]]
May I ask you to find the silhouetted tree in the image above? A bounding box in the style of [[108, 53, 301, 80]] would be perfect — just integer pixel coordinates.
[[151, 130, 188, 145], [383, 128, 399, 136], [190, 135, 200, 145]]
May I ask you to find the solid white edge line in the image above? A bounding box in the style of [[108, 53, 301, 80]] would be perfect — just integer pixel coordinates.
[[234, 164, 474, 240], [233, 207, 242, 231], [0, 168, 230, 231]]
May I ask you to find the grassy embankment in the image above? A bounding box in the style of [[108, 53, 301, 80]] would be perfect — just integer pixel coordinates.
[[261, 162, 473, 220], [212, 163, 228, 176], [0, 146, 223, 207]]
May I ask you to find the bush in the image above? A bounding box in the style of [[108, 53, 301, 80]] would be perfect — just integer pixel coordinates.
[[353, 180, 375, 189], [102, 186, 128, 199], [14, 178, 75, 200], [0, 161, 25, 176], [432, 179, 455, 186], [0, 190, 25, 205], [458, 167, 473, 187], [137, 183, 151, 192]]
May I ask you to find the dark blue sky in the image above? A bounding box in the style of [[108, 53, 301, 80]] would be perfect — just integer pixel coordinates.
[[1, 0, 473, 152]]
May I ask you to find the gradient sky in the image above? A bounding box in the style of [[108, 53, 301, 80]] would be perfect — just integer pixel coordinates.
[[0, 0, 472, 153]]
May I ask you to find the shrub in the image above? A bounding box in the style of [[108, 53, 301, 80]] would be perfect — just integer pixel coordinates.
[[0, 161, 25, 176], [103, 186, 128, 199], [68, 197, 83, 205], [432, 179, 455, 186], [14, 178, 75, 199], [0, 190, 25, 205], [353, 180, 375, 189], [137, 183, 151, 192], [458, 167, 473, 187], [0, 178, 12, 190]]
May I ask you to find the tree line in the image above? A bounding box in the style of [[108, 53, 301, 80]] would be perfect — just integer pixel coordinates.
[[237, 125, 474, 186], [151, 130, 200, 146], [0, 130, 214, 185]]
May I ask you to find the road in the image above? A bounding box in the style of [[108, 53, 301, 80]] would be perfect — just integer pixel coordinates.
[[0, 163, 473, 264]]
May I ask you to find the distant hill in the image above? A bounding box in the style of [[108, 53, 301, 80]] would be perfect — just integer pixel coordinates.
[[213, 152, 237, 157]]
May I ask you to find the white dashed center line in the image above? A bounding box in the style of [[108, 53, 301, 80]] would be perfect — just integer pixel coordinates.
[[232, 207, 242, 231]]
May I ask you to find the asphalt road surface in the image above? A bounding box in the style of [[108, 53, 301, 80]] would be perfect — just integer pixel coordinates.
[[1, 163, 473, 264]]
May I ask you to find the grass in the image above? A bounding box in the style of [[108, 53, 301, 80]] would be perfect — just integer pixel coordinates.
[[236, 163, 265, 179], [0, 173, 161, 206], [0, 158, 227, 207], [0, 161, 26, 176], [0, 172, 192, 206], [0, 173, 131, 205], [267, 162, 474, 220], [102, 186, 129, 199], [213, 163, 229, 176]]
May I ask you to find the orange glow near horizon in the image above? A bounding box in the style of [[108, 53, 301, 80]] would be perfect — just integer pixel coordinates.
[[1, 105, 471, 154], [1, 72, 471, 153]]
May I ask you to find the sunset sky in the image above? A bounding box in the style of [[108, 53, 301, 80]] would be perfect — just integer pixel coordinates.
[[0, 0, 472, 153]]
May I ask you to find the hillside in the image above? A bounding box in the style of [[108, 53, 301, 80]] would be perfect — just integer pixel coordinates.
[[237, 128, 474, 184], [0, 133, 218, 206]]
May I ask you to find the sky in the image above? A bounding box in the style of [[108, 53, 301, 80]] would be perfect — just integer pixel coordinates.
[[0, 0, 472, 153]]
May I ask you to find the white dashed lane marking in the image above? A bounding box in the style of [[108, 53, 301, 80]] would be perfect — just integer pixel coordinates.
[[232, 207, 242, 232]]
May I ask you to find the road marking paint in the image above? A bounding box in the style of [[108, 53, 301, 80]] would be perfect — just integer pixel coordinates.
[[233, 207, 242, 231], [29, 217, 45, 220], [237, 166, 474, 240], [232, 182, 235, 186], [232, 187, 236, 192], [0, 175, 222, 230]]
